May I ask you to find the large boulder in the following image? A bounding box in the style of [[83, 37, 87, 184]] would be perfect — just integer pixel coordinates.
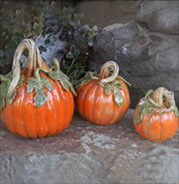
[[89, 21, 179, 107], [136, 1, 179, 34]]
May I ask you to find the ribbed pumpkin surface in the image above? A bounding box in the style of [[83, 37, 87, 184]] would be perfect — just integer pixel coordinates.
[[0, 39, 75, 138], [133, 99, 178, 142], [76, 77, 130, 125], [1, 78, 74, 138], [75, 61, 130, 125]]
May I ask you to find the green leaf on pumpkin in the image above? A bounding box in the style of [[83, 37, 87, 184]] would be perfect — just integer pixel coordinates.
[[102, 80, 124, 107], [112, 80, 123, 89], [113, 87, 123, 107], [0, 72, 24, 109], [117, 75, 131, 86], [134, 100, 156, 125], [26, 76, 51, 107], [34, 88, 48, 108], [26, 78, 38, 93], [174, 106, 179, 117], [75, 71, 99, 89], [41, 78, 52, 91], [104, 84, 111, 96]]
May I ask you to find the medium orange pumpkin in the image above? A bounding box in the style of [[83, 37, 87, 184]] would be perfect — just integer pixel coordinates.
[[0, 39, 76, 138], [75, 61, 130, 125], [133, 87, 179, 142]]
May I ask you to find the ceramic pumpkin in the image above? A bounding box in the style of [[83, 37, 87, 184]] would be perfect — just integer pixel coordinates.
[[75, 61, 130, 125], [0, 39, 76, 138], [133, 87, 179, 142]]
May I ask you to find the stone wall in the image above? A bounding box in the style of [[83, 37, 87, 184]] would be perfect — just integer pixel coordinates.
[[136, 0, 179, 34], [89, 1, 179, 107]]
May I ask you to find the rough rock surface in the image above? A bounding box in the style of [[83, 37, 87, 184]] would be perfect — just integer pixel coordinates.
[[89, 21, 179, 106], [136, 1, 179, 34], [0, 109, 179, 184]]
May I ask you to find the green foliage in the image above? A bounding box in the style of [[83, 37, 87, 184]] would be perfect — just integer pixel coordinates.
[[0, 1, 74, 69], [79, 25, 98, 47], [62, 45, 89, 87], [0, 1, 46, 68], [61, 25, 99, 86], [47, 3, 74, 29], [0, 0, 99, 89]]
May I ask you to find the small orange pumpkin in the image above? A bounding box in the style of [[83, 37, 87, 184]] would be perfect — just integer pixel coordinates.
[[75, 61, 130, 125], [0, 39, 76, 138], [133, 87, 179, 142]]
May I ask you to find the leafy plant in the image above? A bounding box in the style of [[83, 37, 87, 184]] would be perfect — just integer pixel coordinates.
[[0, 1, 74, 72], [0, 1, 46, 69], [0, 0, 100, 86], [79, 25, 98, 47], [62, 45, 88, 86], [61, 25, 100, 86], [46, 3, 74, 30]]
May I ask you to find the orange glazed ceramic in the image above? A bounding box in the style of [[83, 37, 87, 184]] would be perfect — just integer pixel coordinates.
[[133, 87, 179, 142], [75, 61, 130, 125], [0, 39, 76, 138]]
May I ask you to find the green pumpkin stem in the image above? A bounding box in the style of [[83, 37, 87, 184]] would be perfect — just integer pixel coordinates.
[[52, 57, 60, 71], [48, 58, 76, 96], [35, 68, 41, 82], [35, 68, 52, 82]]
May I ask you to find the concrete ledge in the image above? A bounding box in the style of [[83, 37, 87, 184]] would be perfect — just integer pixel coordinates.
[[0, 109, 178, 184]]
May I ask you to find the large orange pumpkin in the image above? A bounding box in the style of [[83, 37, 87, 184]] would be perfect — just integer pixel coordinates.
[[133, 87, 179, 142], [0, 39, 76, 138], [75, 61, 130, 125]]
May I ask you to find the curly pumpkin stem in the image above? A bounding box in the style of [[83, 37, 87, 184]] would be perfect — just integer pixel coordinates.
[[99, 61, 119, 84], [7, 39, 48, 98], [52, 57, 60, 71], [35, 68, 51, 82], [151, 87, 176, 113]]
